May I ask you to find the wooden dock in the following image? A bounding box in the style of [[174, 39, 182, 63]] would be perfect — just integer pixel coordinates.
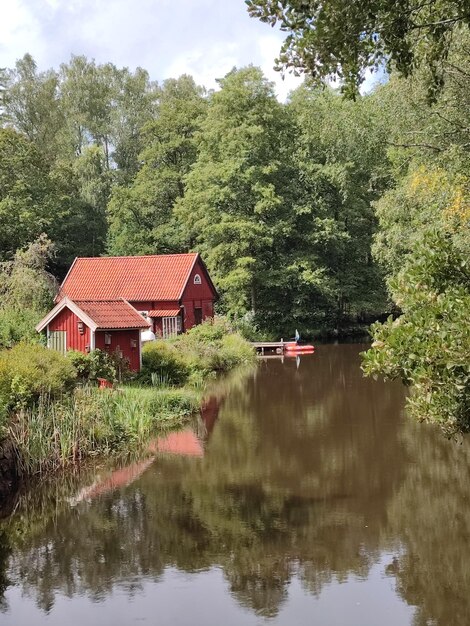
[[251, 341, 286, 355]]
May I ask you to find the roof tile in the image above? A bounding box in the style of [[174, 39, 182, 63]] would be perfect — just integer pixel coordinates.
[[59, 253, 199, 302], [148, 308, 181, 317], [77, 300, 150, 329]]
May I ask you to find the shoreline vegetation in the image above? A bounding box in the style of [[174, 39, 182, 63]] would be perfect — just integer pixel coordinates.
[[0, 318, 256, 477]]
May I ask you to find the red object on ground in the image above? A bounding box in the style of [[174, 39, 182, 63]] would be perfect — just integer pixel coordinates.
[[98, 378, 113, 389]]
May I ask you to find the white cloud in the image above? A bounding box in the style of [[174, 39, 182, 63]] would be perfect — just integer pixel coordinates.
[[0, 0, 305, 100], [257, 35, 304, 101], [0, 0, 45, 67]]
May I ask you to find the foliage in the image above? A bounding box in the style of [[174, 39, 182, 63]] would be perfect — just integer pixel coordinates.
[[0, 307, 43, 350], [246, 0, 470, 98], [364, 166, 470, 434], [107, 75, 206, 255], [0, 234, 56, 311], [140, 318, 256, 387], [360, 25, 470, 434], [174, 317, 256, 378], [67, 349, 119, 383], [140, 341, 190, 386], [176, 67, 294, 318], [0, 343, 76, 419], [0, 128, 56, 261]]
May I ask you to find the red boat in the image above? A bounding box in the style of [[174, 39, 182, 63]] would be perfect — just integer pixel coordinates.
[[284, 342, 315, 354]]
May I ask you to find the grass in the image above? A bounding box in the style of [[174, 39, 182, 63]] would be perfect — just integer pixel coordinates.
[[9, 385, 201, 475]]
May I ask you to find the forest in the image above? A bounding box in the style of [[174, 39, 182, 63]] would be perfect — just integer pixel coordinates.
[[0, 1, 469, 433]]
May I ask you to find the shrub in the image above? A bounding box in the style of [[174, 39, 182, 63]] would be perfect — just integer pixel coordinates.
[[0, 307, 44, 349], [68, 349, 119, 383], [139, 317, 256, 387], [139, 341, 189, 386], [0, 343, 76, 414]]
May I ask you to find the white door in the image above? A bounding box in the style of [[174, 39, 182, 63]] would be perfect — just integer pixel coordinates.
[[162, 317, 178, 339], [48, 330, 67, 354]]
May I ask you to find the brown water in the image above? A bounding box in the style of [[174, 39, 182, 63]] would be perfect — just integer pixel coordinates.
[[1, 344, 470, 626]]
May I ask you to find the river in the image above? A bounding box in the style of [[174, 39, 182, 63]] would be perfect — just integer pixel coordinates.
[[0, 343, 469, 625]]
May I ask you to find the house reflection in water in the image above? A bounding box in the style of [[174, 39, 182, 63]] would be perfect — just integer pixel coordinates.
[[70, 395, 222, 505]]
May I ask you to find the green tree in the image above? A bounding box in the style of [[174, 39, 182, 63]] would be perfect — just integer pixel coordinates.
[[110, 66, 158, 181], [0, 128, 56, 261], [176, 66, 296, 318], [1, 54, 63, 161], [286, 83, 389, 329], [59, 55, 115, 163], [363, 168, 470, 435], [107, 75, 207, 255], [246, 0, 470, 97]]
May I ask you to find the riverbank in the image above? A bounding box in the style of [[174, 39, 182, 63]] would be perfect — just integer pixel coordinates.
[[0, 318, 256, 478]]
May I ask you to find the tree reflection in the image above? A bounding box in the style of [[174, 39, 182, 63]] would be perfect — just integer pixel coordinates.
[[386, 418, 470, 626]]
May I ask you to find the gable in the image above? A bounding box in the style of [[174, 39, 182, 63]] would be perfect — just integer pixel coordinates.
[[181, 257, 218, 302]]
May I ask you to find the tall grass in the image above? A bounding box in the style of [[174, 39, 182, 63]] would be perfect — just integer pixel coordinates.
[[9, 385, 200, 475]]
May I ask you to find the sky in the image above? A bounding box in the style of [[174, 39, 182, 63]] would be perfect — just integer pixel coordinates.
[[0, 0, 308, 101]]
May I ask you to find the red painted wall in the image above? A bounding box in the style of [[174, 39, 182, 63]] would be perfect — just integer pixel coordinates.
[[182, 260, 215, 301], [95, 329, 141, 371], [48, 307, 90, 352], [181, 260, 216, 330]]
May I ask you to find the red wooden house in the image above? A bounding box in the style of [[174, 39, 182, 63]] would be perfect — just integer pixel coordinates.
[[36, 253, 218, 371]]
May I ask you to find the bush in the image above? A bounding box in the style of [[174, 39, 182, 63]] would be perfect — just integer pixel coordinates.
[[139, 341, 189, 386], [139, 317, 256, 388], [0, 307, 44, 349], [0, 343, 76, 415], [68, 349, 119, 383]]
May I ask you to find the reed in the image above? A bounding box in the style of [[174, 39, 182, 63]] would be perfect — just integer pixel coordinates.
[[9, 385, 201, 475]]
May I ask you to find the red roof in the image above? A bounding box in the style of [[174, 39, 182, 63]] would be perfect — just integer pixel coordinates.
[[58, 253, 200, 302], [149, 429, 204, 457], [149, 307, 181, 317], [77, 300, 150, 329]]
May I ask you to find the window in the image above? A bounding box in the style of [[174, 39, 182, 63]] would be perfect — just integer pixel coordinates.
[[193, 274, 202, 285]]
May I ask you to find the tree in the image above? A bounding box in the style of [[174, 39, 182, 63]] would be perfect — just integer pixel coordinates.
[[286, 82, 389, 328], [49, 147, 109, 273], [107, 75, 207, 255], [0, 128, 56, 261], [59, 56, 115, 163], [0, 234, 56, 311], [1, 54, 63, 161], [110, 66, 158, 181], [176, 66, 296, 318], [363, 167, 470, 435], [0, 235, 57, 348], [246, 0, 470, 97]]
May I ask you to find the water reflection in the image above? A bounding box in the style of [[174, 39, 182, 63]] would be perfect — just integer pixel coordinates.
[[0, 345, 470, 625]]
